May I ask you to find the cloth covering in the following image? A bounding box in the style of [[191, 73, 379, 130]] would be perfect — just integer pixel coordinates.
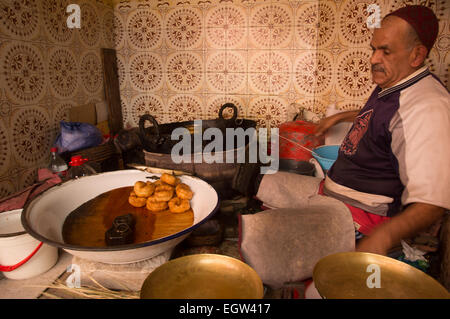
[[0, 169, 62, 213], [255, 171, 322, 209], [240, 172, 355, 288], [71, 250, 172, 292], [239, 196, 355, 289]]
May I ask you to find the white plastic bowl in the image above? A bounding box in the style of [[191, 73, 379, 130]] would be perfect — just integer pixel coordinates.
[[21, 170, 219, 264]]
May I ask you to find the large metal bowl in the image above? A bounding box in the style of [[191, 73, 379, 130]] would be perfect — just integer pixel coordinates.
[[313, 252, 449, 299], [140, 254, 264, 299], [21, 170, 219, 264]]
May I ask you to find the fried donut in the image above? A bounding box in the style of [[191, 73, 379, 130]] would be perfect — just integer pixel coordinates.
[[169, 197, 190, 213], [160, 173, 178, 186], [128, 191, 147, 208], [148, 188, 174, 202], [155, 190, 174, 202], [146, 199, 168, 212], [155, 183, 174, 192], [175, 183, 193, 200], [134, 181, 155, 197], [153, 180, 165, 187]]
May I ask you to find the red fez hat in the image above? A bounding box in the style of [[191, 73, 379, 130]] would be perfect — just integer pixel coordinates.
[[386, 5, 439, 53]]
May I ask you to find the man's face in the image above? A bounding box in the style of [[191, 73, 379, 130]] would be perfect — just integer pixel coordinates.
[[369, 17, 416, 89]]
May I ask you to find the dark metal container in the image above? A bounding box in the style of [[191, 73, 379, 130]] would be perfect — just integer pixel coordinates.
[[140, 104, 257, 199]]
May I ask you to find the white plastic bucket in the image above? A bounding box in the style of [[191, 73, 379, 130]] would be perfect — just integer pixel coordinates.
[[0, 209, 58, 280]]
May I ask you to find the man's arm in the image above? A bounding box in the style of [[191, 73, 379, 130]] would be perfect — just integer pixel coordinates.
[[314, 110, 359, 136], [355, 202, 445, 255]]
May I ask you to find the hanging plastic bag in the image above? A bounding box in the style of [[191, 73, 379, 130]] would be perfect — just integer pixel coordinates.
[[54, 121, 103, 153]]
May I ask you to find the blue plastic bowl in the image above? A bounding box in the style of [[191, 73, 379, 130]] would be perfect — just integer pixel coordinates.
[[312, 145, 339, 171]]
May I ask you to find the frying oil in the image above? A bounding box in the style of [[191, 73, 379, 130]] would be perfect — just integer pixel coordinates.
[[62, 186, 194, 247]]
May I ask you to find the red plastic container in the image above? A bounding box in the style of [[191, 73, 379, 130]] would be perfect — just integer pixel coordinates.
[[278, 120, 324, 161]]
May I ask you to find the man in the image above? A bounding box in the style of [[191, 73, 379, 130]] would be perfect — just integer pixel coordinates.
[[234, 5, 449, 256]]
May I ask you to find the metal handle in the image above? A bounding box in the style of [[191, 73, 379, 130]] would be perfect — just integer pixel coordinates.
[[138, 114, 165, 148], [219, 103, 238, 123], [0, 242, 43, 272]]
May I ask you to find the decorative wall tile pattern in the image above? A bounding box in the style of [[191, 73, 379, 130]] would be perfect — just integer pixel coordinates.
[[0, 119, 10, 176], [0, 0, 40, 40], [79, 2, 101, 47], [43, 0, 76, 44], [1, 42, 47, 104], [80, 51, 103, 94], [165, 7, 203, 50], [130, 93, 166, 124], [293, 51, 334, 96], [48, 48, 78, 99], [127, 9, 163, 50], [296, 2, 336, 48], [0, 0, 114, 197], [167, 94, 203, 122], [166, 51, 204, 92], [10, 107, 52, 168], [115, 0, 449, 132], [205, 5, 247, 49]]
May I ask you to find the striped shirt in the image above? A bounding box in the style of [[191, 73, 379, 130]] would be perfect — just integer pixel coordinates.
[[325, 67, 450, 217]]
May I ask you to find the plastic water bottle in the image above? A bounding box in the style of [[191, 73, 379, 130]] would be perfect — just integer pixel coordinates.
[[49, 147, 68, 178], [67, 155, 97, 179]]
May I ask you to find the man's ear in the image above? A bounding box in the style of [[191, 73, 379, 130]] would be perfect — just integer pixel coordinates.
[[410, 45, 428, 68]]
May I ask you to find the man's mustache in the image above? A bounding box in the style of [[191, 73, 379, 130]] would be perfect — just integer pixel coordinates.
[[372, 64, 385, 73]]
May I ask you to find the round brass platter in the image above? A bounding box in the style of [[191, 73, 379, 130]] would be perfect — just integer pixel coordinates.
[[313, 252, 449, 299], [140, 254, 264, 299]]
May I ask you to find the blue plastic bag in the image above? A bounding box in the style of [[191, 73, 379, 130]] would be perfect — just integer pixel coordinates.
[[55, 121, 103, 153]]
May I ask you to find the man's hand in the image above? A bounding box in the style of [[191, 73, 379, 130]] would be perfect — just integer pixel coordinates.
[[314, 111, 359, 136], [355, 233, 390, 256], [355, 202, 445, 255]]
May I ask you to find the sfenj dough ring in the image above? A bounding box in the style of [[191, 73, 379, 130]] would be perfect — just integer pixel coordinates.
[[134, 181, 155, 197], [168, 197, 190, 213], [146, 199, 168, 212], [175, 183, 193, 200], [151, 188, 174, 202], [160, 173, 178, 186], [128, 191, 147, 207]]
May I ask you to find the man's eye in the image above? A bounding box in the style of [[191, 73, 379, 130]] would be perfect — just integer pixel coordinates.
[[384, 51, 390, 55]]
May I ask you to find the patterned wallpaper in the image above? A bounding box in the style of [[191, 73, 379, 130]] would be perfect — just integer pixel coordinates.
[[114, 0, 449, 131], [0, 0, 448, 198], [0, 0, 114, 198]]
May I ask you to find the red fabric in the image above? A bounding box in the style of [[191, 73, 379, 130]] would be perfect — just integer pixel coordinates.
[[318, 180, 390, 235], [0, 169, 62, 213], [386, 5, 438, 53]]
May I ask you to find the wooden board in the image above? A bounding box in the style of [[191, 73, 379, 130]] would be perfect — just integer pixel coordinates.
[[102, 48, 123, 135], [62, 186, 194, 247]]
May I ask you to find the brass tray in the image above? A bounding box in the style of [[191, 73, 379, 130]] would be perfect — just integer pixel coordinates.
[[140, 254, 263, 299], [313, 252, 449, 299]]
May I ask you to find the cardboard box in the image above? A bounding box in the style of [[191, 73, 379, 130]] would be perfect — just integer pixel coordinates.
[[69, 103, 97, 125]]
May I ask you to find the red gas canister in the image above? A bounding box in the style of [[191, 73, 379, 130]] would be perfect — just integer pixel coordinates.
[[278, 120, 324, 161]]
